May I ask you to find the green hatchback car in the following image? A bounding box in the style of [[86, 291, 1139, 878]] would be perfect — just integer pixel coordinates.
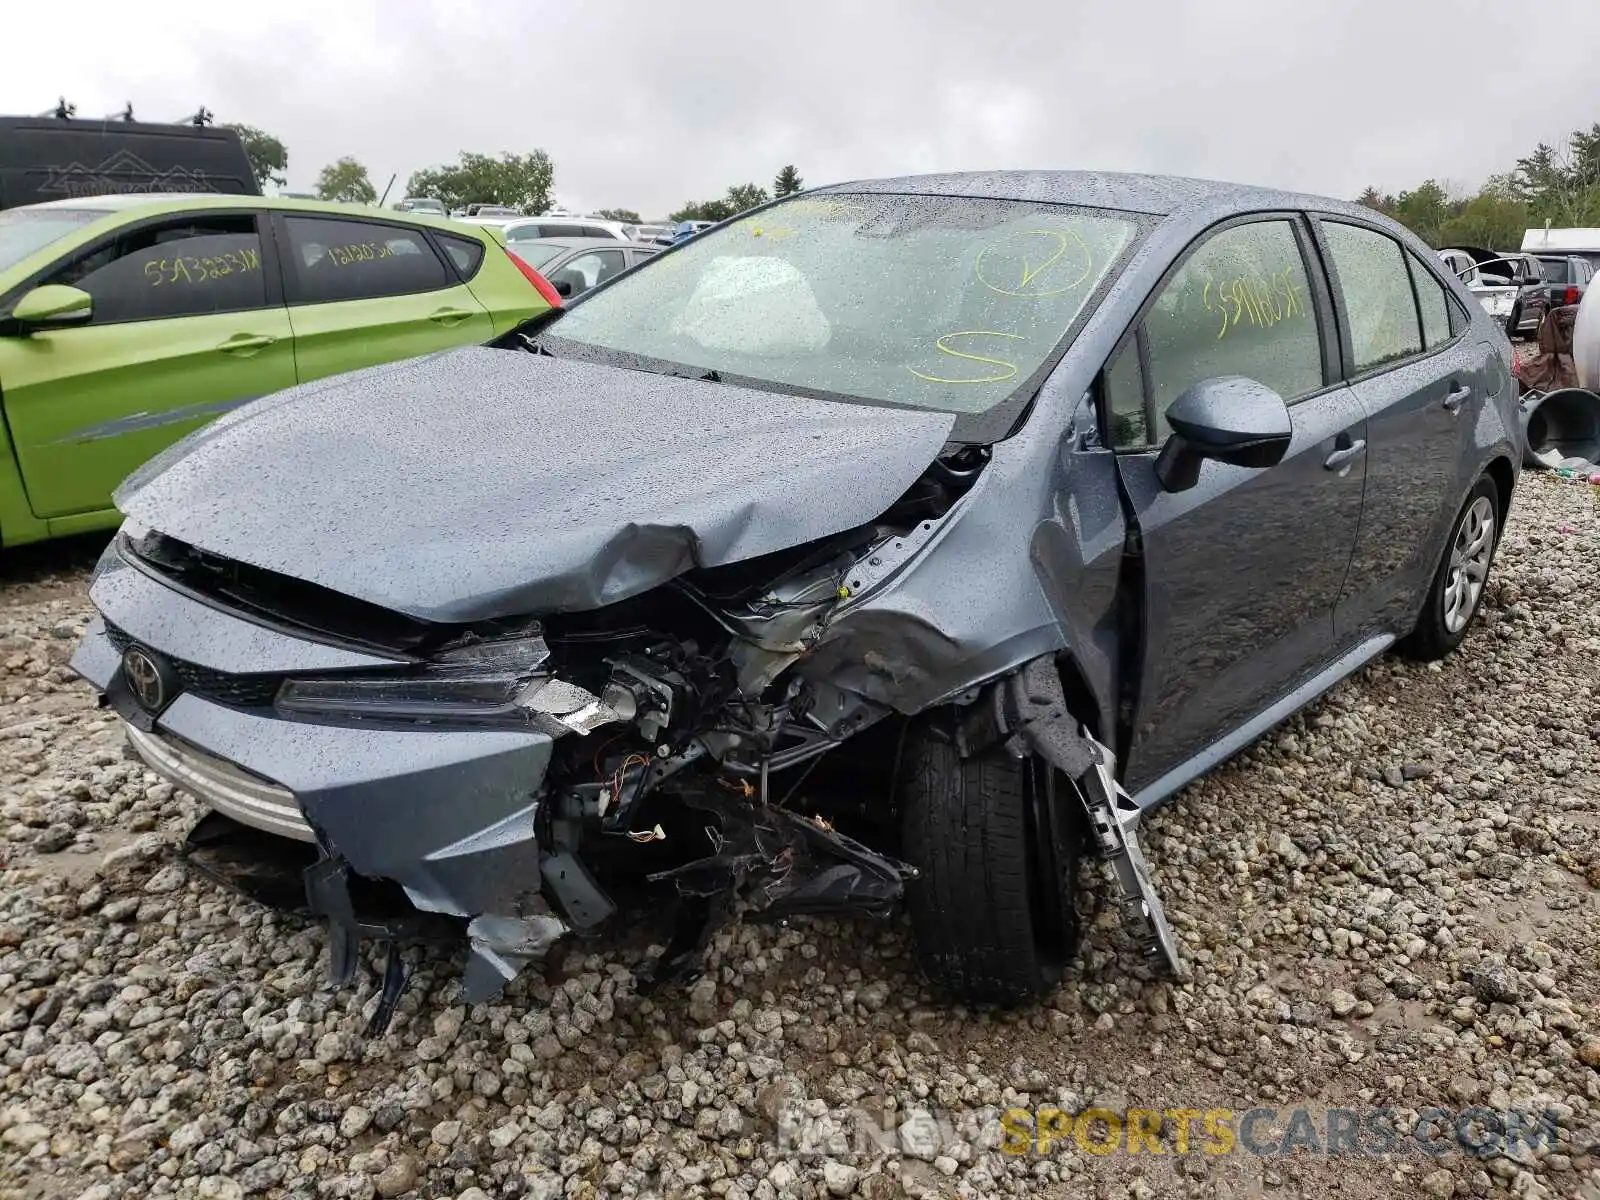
[[0, 194, 554, 545]]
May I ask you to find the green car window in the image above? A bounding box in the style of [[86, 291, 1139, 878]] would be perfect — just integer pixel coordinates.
[[436, 233, 486, 279], [44, 215, 268, 324], [283, 216, 450, 304]]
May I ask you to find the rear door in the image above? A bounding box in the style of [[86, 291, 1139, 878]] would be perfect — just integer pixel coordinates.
[[1312, 217, 1497, 645], [0, 210, 293, 518], [274, 214, 494, 382], [1104, 214, 1369, 797]]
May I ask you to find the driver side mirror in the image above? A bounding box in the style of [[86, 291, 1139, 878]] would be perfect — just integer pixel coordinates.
[[10, 284, 93, 330], [1154, 375, 1293, 493], [553, 278, 574, 298]]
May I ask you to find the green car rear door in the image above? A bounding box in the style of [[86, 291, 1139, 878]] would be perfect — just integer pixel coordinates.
[[0, 211, 295, 519], [273, 214, 494, 380]]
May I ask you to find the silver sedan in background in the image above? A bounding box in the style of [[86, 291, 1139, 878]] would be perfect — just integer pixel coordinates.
[[506, 236, 660, 299]]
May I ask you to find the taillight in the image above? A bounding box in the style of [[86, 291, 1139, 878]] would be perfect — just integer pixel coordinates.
[[504, 248, 563, 308], [1564, 286, 1579, 306]]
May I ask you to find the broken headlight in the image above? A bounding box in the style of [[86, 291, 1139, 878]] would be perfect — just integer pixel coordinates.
[[274, 635, 623, 733]]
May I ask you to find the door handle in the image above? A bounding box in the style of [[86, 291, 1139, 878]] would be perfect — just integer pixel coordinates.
[[1443, 384, 1472, 412], [215, 333, 277, 356], [427, 307, 474, 326], [1323, 439, 1367, 471]]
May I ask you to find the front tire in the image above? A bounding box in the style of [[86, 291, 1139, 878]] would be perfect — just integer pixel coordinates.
[[1400, 475, 1501, 661], [899, 726, 1078, 1005]]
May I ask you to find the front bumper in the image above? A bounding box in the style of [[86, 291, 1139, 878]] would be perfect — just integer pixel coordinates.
[[124, 722, 314, 842], [73, 610, 556, 923]]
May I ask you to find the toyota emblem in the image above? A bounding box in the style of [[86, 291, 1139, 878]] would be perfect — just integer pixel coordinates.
[[122, 646, 168, 712]]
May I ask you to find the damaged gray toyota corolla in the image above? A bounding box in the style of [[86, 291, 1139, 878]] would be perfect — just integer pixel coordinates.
[[72, 172, 1521, 1030]]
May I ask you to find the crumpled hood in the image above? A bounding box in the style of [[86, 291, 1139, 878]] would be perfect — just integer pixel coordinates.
[[115, 347, 956, 623]]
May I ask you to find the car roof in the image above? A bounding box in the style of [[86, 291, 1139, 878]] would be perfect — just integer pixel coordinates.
[[811, 169, 1373, 220], [19, 192, 478, 232], [504, 216, 617, 226], [514, 236, 637, 249]]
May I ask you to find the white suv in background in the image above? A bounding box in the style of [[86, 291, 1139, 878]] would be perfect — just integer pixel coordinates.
[[500, 216, 632, 244]]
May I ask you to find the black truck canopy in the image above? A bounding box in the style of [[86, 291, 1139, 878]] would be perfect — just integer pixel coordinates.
[[0, 117, 259, 211]]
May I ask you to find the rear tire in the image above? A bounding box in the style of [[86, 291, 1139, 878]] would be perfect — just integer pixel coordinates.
[[1399, 475, 1501, 662], [899, 725, 1078, 1005]]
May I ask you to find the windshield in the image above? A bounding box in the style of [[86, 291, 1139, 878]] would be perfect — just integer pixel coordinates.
[[1537, 257, 1569, 283], [539, 193, 1142, 441], [0, 207, 105, 275], [508, 242, 567, 271]]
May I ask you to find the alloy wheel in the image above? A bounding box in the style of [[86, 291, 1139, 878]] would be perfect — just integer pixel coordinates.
[[1442, 496, 1496, 634]]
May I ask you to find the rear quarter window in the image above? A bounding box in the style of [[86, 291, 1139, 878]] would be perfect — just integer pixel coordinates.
[[437, 232, 486, 280], [1538, 258, 1570, 284]]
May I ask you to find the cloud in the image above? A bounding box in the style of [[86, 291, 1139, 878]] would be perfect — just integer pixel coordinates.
[[6, 0, 1597, 217]]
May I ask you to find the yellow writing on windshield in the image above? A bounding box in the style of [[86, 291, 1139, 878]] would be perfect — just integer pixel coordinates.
[[143, 247, 261, 287], [908, 331, 1024, 384], [749, 224, 798, 240], [1202, 265, 1307, 340], [976, 229, 1094, 298]]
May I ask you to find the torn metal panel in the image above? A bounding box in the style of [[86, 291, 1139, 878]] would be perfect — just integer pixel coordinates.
[[951, 655, 1179, 975], [1078, 735, 1182, 976], [114, 348, 957, 623], [464, 911, 569, 1003]]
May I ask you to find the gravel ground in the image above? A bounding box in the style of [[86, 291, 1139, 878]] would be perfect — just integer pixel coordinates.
[[0, 473, 1597, 1200]]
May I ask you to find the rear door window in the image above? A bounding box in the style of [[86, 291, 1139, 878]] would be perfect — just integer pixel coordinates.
[[1320, 222, 1423, 372], [281, 216, 450, 303], [44, 214, 268, 324], [1405, 251, 1452, 349]]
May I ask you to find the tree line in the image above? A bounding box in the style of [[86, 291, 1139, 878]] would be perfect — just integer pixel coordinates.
[[224, 115, 1600, 244], [669, 165, 805, 223], [225, 124, 806, 222], [1357, 121, 1600, 250]]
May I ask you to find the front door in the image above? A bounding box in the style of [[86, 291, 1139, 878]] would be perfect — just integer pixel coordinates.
[[0, 211, 294, 518], [274, 214, 494, 382], [1313, 219, 1501, 644], [1102, 215, 1369, 796]]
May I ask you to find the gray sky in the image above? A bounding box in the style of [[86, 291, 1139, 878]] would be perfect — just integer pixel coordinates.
[[9, 0, 1598, 217]]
